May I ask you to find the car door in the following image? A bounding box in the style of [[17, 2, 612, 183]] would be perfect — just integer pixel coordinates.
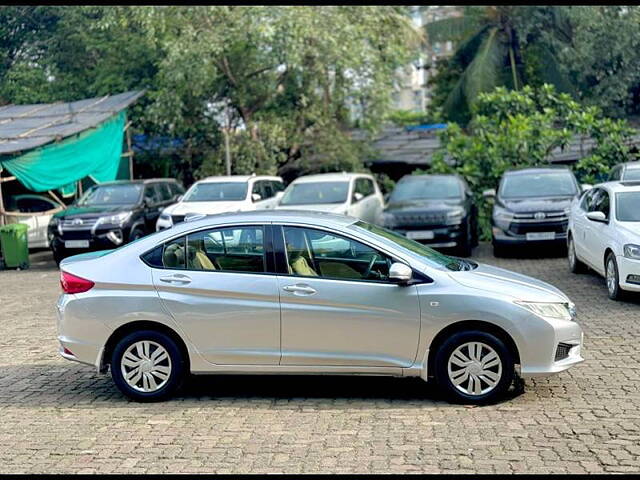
[[143, 184, 163, 231], [585, 188, 611, 274], [251, 180, 277, 210], [274, 225, 421, 368], [572, 189, 593, 262], [150, 224, 281, 365]]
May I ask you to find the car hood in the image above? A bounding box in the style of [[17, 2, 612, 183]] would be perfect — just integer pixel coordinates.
[[164, 201, 245, 215], [385, 199, 463, 213], [449, 263, 568, 303], [54, 205, 135, 219], [276, 203, 348, 214], [498, 195, 574, 213]]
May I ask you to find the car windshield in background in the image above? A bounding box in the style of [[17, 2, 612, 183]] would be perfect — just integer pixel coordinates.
[[353, 221, 469, 271], [624, 168, 640, 181], [280, 181, 349, 205], [77, 184, 142, 206], [390, 176, 461, 202], [616, 192, 640, 221], [183, 182, 248, 202], [500, 172, 577, 198]]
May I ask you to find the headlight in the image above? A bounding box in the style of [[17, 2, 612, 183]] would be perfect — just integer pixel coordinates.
[[49, 217, 59, 226], [493, 206, 514, 222], [623, 244, 640, 260], [97, 211, 132, 226], [159, 213, 172, 222], [380, 212, 396, 228], [515, 301, 575, 321], [446, 208, 464, 224]]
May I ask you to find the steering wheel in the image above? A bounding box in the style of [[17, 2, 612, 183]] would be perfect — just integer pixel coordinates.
[[363, 254, 379, 280]]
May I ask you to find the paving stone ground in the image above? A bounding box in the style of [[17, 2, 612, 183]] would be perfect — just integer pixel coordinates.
[[0, 245, 639, 473]]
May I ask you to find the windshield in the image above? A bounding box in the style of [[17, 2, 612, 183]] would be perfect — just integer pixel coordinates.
[[390, 176, 461, 202], [77, 184, 142, 206], [623, 168, 640, 181], [616, 192, 640, 221], [353, 221, 469, 271], [500, 172, 578, 198], [280, 181, 349, 206], [183, 182, 248, 202]]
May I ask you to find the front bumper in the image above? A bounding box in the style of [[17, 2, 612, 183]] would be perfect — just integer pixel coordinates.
[[492, 226, 567, 246], [391, 224, 463, 248], [50, 227, 125, 254], [616, 255, 640, 293]]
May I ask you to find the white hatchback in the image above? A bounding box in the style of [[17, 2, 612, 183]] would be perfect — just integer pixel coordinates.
[[567, 180, 640, 300], [274, 172, 384, 224], [156, 175, 284, 231]]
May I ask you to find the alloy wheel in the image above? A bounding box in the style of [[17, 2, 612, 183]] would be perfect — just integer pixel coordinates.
[[568, 239, 576, 269], [606, 258, 617, 295], [447, 341, 503, 396], [120, 340, 172, 393]]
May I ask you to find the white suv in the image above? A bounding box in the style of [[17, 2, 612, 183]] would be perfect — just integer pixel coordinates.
[[156, 175, 284, 231], [274, 172, 384, 223], [567, 180, 640, 300]]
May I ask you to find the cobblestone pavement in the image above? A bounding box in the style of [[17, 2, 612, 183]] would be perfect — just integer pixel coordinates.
[[1, 245, 639, 474]]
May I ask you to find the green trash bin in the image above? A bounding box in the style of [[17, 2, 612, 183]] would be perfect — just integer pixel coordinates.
[[0, 223, 29, 270]]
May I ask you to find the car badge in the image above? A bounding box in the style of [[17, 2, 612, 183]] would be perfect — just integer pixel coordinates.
[[72, 218, 83, 225], [534, 212, 546, 220]]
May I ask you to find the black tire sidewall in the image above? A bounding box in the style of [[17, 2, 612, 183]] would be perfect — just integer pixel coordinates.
[[434, 330, 514, 405], [129, 228, 145, 242], [111, 330, 185, 402]]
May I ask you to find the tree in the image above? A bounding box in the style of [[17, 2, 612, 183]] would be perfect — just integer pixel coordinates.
[[430, 84, 635, 239], [425, 6, 574, 124]]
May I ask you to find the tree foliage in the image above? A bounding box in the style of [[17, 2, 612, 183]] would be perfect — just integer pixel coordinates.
[[430, 85, 636, 239]]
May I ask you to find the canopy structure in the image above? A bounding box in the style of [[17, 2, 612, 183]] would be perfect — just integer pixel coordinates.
[[0, 91, 143, 224]]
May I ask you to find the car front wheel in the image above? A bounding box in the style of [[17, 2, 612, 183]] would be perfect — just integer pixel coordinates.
[[605, 253, 625, 301], [111, 330, 185, 402], [434, 330, 514, 404]]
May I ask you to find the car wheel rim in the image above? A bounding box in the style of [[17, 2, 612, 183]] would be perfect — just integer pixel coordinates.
[[447, 342, 502, 396], [121, 340, 172, 393], [606, 259, 616, 294]]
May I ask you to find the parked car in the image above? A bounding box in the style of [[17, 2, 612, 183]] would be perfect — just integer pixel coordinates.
[[275, 172, 384, 223], [4, 194, 64, 249], [57, 210, 582, 404], [567, 180, 640, 300], [49, 179, 183, 264], [607, 161, 640, 182], [156, 175, 284, 231], [379, 174, 478, 257], [487, 167, 588, 256]]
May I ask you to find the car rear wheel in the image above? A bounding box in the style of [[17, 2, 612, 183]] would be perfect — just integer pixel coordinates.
[[568, 236, 586, 273], [434, 330, 514, 404], [111, 330, 185, 402], [605, 253, 625, 301]]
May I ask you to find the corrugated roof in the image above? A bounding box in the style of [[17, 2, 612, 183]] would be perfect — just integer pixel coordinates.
[[0, 90, 144, 155]]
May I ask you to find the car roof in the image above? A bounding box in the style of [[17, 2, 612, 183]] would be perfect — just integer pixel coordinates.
[[503, 166, 571, 176], [597, 180, 640, 193], [96, 178, 180, 186], [197, 175, 282, 183], [399, 173, 460, 181], [291, 172, 372, 184]]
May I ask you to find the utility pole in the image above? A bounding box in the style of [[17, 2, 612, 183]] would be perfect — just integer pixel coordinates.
[[224, 127, 231, 176]]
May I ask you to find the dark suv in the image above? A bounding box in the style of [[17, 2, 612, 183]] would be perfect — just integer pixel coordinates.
[[49, 179, 184, 264], [380, 174, 478, 256], [489, 167, 584, 256]]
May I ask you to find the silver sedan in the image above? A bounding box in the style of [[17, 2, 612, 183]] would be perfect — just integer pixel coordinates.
[[57, 210, 583, 403]]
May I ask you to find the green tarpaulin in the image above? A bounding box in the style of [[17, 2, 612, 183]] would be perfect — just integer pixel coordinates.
[[0, 111, 126, 197]]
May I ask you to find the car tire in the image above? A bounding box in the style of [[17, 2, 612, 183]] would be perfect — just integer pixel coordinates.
[[456, 219, 473, 257], [605, 253, 625, 301], [434, 330, 514, 405], [492, 241, 506, 258], [568, 236, 587, 274], [129, 227, 145, 243], [53, 249, 65, 266], [111, 330, 186, 402]]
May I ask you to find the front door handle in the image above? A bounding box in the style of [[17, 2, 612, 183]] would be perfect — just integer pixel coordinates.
[[159, 273, 191, 285], [282, 284, 317, 295]]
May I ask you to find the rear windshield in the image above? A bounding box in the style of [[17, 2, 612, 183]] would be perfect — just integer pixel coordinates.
[[500, 172, 578, 198], [616, 192, 640, 221]]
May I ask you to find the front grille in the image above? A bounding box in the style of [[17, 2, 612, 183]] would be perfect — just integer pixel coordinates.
[[60, 218, 99, 230], [555, 343, 572, 362], [394, 212, 448, 227], [172, 215, 185, 225], [512, 211, 567, 222], [508, 219, 568, 235]]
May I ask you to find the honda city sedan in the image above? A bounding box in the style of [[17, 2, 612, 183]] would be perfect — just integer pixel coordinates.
[[57, 210, 583, 404]]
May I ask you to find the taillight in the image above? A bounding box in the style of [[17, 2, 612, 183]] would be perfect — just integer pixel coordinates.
[[60, 271, 94, 294]]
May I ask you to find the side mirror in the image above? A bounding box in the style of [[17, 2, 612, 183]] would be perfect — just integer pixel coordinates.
[[252, 193, 262, 202], [353, 192, 364, 202], [389, 262, 412, 284], [586, 211, 607, 223], [581, 184, 593, 192], [482, 188, 496, 199]]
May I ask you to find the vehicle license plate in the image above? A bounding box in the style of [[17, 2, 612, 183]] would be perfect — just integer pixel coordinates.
[[526, 232, 555, 241], [406, 230, 435, 240], [65, 240, 90, 248]]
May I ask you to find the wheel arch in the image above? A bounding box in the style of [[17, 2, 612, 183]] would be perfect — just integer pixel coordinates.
[[426, 320, 520, 379], [604, 247, 615, 270], [99, 320, 190, 373]]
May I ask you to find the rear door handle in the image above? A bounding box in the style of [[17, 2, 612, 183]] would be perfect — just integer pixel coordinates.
[[159, 273, 191, 285], [282, 284, 317, 295]]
